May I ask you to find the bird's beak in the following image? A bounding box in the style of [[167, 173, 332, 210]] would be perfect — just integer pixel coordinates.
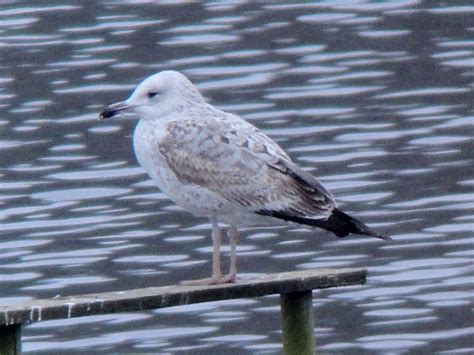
[[99, 101, 133, 120]]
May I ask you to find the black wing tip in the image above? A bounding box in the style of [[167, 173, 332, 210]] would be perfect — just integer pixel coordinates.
[[332, 229, 391, 241], [331, 208, 391, 241], [256, 208, 391, 241], [365, 230, 392, 241], [376, 233, 392, 241]]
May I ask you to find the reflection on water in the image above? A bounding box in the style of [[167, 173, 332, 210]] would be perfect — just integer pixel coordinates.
[[1, 1, 473, 353]]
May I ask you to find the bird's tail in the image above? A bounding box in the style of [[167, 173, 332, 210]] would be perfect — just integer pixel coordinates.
[[257, 208, 391, 241]]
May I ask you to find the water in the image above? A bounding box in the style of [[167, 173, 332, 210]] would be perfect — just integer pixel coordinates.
[[1, 1, 473, 353]]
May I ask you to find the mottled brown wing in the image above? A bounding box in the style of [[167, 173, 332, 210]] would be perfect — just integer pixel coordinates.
[[158, 117, 335, 218]]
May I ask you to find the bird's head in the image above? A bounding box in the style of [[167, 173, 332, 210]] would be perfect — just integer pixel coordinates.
[[99, 70, 203, 121]]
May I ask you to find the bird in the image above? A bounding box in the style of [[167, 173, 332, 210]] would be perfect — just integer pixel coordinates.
[[99, 70, 390, 285]]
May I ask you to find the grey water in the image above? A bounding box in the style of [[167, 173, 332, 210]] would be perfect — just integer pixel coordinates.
[[0, 1, 473, 353]]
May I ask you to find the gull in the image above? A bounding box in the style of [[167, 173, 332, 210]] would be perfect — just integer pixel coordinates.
[[99, 70, 390, 285]]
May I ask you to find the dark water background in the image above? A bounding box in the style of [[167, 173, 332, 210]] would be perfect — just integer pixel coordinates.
[[1, 1, 473, 353]]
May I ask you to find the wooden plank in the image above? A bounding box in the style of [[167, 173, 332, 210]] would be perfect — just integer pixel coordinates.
[[0, 268, 366, 326]]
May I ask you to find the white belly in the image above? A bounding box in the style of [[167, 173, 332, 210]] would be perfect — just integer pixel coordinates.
[[133, 119, 231, 217]]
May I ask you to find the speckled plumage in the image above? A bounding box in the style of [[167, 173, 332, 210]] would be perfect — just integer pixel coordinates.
[[127, 71, 335, 228], [99, 70, 389, 284], [135, 104, 335, 225]]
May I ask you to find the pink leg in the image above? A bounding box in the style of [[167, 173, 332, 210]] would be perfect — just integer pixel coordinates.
[[210, 217, 223, 281], [222, 225, 239, 282], [180, 216, 226, 285]]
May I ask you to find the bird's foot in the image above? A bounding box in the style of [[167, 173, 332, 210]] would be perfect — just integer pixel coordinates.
[[179, 273, 236, 286], [221, 272, 236, 283]]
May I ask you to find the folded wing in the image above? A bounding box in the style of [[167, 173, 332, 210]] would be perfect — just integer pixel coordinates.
[[158, 116, 335, 219]]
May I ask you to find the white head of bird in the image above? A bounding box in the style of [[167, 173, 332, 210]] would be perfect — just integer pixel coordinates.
[[99, 70, 204, 121]]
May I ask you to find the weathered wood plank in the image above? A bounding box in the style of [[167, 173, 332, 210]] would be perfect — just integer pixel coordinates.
[[0, 268, 366, 326]]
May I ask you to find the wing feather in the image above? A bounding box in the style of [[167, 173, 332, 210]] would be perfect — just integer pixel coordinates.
[[158, 115, 335, 218]]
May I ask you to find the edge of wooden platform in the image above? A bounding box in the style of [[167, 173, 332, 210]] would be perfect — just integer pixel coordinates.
[[0, 268, 366, 326]]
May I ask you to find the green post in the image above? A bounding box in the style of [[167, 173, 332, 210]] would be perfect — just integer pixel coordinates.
[[280, 290, 315, 355], [0, 324, 22, 355]]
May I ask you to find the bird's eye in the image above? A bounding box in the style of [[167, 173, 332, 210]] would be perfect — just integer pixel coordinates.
[[147, 91, 158, 99]]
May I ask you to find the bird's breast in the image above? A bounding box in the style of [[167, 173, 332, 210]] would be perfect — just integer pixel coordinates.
[[133, 119, 168, 187], [132, 119, 226, 216]]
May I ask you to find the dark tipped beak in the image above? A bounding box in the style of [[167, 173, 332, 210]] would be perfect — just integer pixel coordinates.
[[99, 101, 132, 120]]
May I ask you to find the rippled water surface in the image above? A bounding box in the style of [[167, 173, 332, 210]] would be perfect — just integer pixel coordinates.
[[1, 1, 473, 353]]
